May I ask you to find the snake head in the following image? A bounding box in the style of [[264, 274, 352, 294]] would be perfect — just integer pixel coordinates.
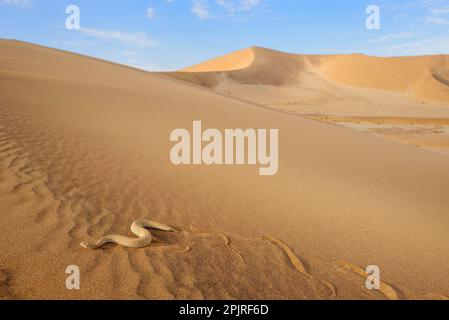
[[80, 242, 89, 249]]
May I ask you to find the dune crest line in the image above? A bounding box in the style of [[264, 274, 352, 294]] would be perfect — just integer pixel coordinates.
[[81, 219, 177, 249], [264, 236, 308, 274]]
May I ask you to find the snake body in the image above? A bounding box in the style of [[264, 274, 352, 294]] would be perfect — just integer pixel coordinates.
[[81, 219, 177, 249]]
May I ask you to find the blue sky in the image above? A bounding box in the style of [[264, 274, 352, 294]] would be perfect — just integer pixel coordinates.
[[1, 0, 449, 71]]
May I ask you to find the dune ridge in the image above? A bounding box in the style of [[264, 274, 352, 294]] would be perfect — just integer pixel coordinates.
[[2, 40, 449, 299], [182, 47, 255, 72]]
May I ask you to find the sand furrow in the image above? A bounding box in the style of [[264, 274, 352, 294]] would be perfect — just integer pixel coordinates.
[[219, 233, 246, 264], [264, 236, 337, 298], [336, 260, 403, 300], [264, 236, 308, 274]]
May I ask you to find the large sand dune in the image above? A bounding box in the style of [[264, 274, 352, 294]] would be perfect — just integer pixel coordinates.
[[165, 47, 449, 156], [171, 47, 449, 105], [1, 40, 449, 299]]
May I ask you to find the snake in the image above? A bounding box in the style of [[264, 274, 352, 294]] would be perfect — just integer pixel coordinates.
[[80, 219, 177, 249]]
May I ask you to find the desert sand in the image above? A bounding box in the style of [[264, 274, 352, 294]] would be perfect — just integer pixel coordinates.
[[1, 40, 449, 300], [166, 46, 449, 156]]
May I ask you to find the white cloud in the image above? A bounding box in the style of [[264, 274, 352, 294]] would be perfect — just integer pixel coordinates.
[[430, 6, 449, 15], [0, 0, 32, 7], [380, 36, 449, 55], [192, 0, 210, 19], [118, 51, 159, 71], [79, 27, 157, 48], [191, 0, 264, 19], [123, 50, 138, 57], [241, 0, 262, 10], [424, 16, 449, 25], [369, 32, 415, 43], [420, 1, 449, 25], [146, 7, 155, 19], [217, 0, 262, 13]]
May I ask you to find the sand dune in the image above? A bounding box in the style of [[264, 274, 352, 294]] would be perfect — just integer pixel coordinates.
[[316, 53, 449, 104], [166, 47, 449, 156], [1, 40, 449, 299], [172, 47, 449, 104]]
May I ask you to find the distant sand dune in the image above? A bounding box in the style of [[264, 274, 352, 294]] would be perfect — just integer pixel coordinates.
[[170, 47, 449, 104], [317, 54, 449, 103]]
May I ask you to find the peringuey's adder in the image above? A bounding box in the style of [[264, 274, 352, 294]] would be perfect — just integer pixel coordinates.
[[81, 219, 177, 249]]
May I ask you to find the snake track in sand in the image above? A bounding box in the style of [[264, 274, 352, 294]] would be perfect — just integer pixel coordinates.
[[81, 219, 177, 249]]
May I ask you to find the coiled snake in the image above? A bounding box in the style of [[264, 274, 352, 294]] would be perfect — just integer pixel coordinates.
[[81, 219, 177, 249]]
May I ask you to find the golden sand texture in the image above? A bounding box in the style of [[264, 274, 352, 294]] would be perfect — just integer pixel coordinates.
[[1, 40, 449, 299]]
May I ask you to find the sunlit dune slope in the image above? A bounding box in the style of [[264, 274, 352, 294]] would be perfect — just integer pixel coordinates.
[[179, 47, 317, 86], [182, 47, 255, 72]]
